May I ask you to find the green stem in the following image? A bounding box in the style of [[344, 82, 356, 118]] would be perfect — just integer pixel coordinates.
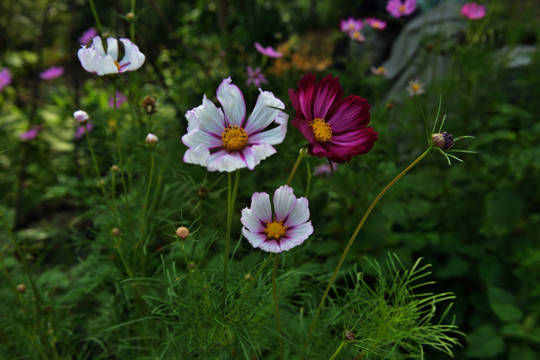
[[88, 0, 102, 34], [272, 253, 284, 360], [140, 149, 155, 255], [287, 147, 308, 186], [329, 341, 346, 360], [84, 125, 106, 197], [0, 246, 26, 311], [130, 0, 136, 41], [222, 169, 240, 310], [300, 147, 433, 358], [113, 234, 133, 277], [112, 82, 128, 198]]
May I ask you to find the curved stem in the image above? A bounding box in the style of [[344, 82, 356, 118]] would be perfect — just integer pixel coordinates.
[[272, 253, 284, 360], [84, 125, 106, 197], [222, 169, 240, 310], [300, 147, 433, 358], [329, 341, 346, 360], [88, 0, 102, 34], [140, 149, 154, 255], [287, 146, 308, 186]]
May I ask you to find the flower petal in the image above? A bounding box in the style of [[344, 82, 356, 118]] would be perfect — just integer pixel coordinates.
[[207, 150, 247, 172], [94, 55, 118, 75], [106, 37, 118, 60], [249, 192, 272, 224], [273, 185, 296, 221], [257, 239, 282, 253], [186, 96, 226, 135], [119, 38, 145, 72], [244, 90, 285, 134], [282, 222, 313, 246], [183, 144, 210, 167], [92, 36, 106, 56], [312, 74, 343, 120], [182, 128, 222, 149], [328, 95, 370, 132], [242, 227, 267, 248], [284, 197, 310, 227], [217, 77, 246, 127], [241, 207, 265, 232]]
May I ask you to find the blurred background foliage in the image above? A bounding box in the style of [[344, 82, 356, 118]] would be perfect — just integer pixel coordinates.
[[1, 0, 539, 359]]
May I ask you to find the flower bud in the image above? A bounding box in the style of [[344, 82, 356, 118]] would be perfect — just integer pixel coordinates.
[[432, 132, 454, 150], [111, 228, 121, 236], [73, 110, 89, 125], [111, 165, 120, 172], [126, 12, 135, 20], [16, 284, 27, 293], [176, 226, 189, 239], [244, 273, 252, 281], [198, 186, 210, 199], [345, 330, 355, 341], [142, 95, 158, 114], [145, 133, 158, 145]]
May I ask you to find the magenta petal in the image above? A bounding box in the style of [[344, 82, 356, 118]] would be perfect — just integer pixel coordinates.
[[312, 74, 344, 120]]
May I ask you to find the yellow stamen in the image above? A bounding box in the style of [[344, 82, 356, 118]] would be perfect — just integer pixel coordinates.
[[309, 118, 333, 143], [114, 60, 121, 71], [412, 83, 420, 92], [399, 4, 406, 13], [264, 217, 288, 240], [222, 125, 248, 151]]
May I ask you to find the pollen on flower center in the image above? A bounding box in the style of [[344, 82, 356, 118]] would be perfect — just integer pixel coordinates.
[[264, 217, 288, 240], [309, 118, 333, 143], [114, 60, 121, 71], [222, 125, 248, 151], [412, 83, 420, 91], [399, 4, 406, 13]]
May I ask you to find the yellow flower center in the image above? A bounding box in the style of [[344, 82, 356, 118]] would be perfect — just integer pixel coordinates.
[[222, 125, 248, 151], [114, 60, 121, 71], [412, 83, 420, 92], [264, 217, 288, 240], [309, 118, 333, 143], [399, 4, 406, 13]]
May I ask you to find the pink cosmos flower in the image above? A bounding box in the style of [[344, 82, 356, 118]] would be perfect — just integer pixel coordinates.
[[246, 66, 268, 88], [75, 122, 94, 140], [313, 161, 338, 177], [0, 68, 11, 90], [73, 109, 90, 124], [79, 27, 98, 45], [241, 185, 313, 253], [78, 36, 145, 76], [254, 42, 283, 58], [18, 125, 41, 141], [40, 66, 64, 80], [461, 3, 486, 20], [109, 91, 127, 108], [348, 30, 365, 42], [182, 77, 288, 172], [289, 73, 378, 163], [386, 0, 417, 18], [365, 18, 387, 30], [340, 17, 363, 33]]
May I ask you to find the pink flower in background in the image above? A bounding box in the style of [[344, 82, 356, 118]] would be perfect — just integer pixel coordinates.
[[109, 91, 127, 108], [78, 36, 145, 76], [366, 18, 387, 30], [241, 185, 313, 253], [313, 161, 338, 177], [18, 125, 41, 141], [79, 27, 98, 45], [386, 0, 417, 18], [40, 66, 64, 80], [340, 17, 363, 33], [246, 66, 268, 88], [0, 68, 11, 90], [461, 3, 486, 20], [254, 42, 283, 58], [348, 30, 365, 42], [75, 122, 94, 140]]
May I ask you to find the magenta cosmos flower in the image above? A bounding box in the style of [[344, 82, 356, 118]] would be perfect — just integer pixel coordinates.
[[0, 68, 11, 90], [365, 18, 387, 30], [40, 66, 64, 80], [246, 66, 268, 88], [386, 0, 417, 18], [254, 42, 283, 58], [289, 73, 377, 163], [340, 17, 363, 33], [79, 27, 97, 45], [182, 77, 287, 172], [19, 125, 41, 141], [78, 36, 145, 76], [461, 3, 486, 20], [75, 123, 94, 140], [241, 185, 313, 253]]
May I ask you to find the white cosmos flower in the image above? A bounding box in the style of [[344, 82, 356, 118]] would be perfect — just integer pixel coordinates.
[[78, 36, 145, 76], [182, 77, 287, 172], [241, 185, 313, 253]]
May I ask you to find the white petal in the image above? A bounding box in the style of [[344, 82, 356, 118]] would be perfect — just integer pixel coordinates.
[[78, 48, 96, 73], [248, 111, 287, 146], [217, 77, 245, 127], [273, 185, 296, 220], [241, 207, 264, 232], [183, 144, 210, 167], [250, 192, 272, 223], [187, 96, 226, 135], [285, 222, 313, 242], [284, 197, 310, 227], [106, 38, 118, 60], [92, 36, 106, 56], [242, 227, 266, 248], [94, 55, 118, 75], [244, 90, 285, 134], [257, 239, 282, 253], [119, 38, 145, 71], [182, 129, 222, 149], [249, 143, 277, 166], [278, 237, 303, 252], [207, 151, 246, 172], [239, 146, 257, 170]]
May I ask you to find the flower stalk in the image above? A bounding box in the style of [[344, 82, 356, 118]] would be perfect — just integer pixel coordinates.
[[272, 253, 284, 360], [222, 169, 240, 309]]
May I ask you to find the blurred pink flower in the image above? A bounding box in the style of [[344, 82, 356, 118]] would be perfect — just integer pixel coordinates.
[[313, 161, 338, 177], [75, 122, 94, 140], [18, 125, 41, 141], [370, 66, 387, 76], [366, 18, 387, 30], [79, 27, 98, 45], [461, 3, 486, 20], [386, 0, 417, 18], [109, 91, 127, 108], [246, 66, 268, 88], [40, 66, 64, 80], [0, 68, 11, 90], [348, 30, 365, 42], [254, 42, 283, 58], [340, 17, 363, 33]]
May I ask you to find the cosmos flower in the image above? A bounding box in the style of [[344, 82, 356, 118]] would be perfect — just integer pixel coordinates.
[[78, 36, 145, 76], [73, 109, 89, 124], [289, 73, 377, 163], [108, 91, 127, 107], [365, 18, 387, 30], [406, 79, 425, 97], [0, 68, 11, 90], [386, 0, 417, 18], [75, 122, 94, 140], [18, 125, 41, 141], [40, 66, 64, 80], [313, 161, 338, 177], [246, 66, 268, 88], [241, 185, 313, 253], [254, 42, 283, 58], [461, 3, 486, 20], [348, 30, 366, 42], [182, 77, 287, 172], [370, 66, 387, 76], [79, 27, 98, 45], [340, 17, 363, 33]]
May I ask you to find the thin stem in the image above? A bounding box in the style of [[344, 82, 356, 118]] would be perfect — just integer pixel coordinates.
[[112, 82, 128, 198], [272, 253, 284, 360], [329, 341, 346, 360], [113, 234, 133, 277], [88, 0, 102, 34], [300, 147, 433, 358], [84, 125, 106, 197], [0, 247, 26, 311], [287, 147, 308, 186], [222, 169, 240, 310], [130, 0, 136, 41], [140, 148, 155, 255]]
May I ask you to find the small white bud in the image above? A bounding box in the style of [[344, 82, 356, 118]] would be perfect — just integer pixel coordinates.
[[145, 133, 158, 145], [73, 110, 89, 124]]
